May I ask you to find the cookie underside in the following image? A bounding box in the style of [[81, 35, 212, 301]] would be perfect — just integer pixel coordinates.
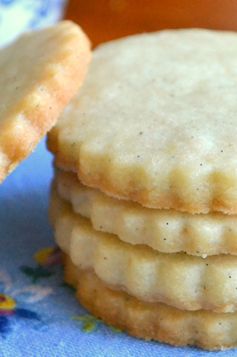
[[50, 188, 237, 313], [56, 169, 237, 257], [64, 254, 237, 351]]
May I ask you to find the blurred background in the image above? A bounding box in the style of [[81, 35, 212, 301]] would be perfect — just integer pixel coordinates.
[[66, 0, 237, 46], [1, 0, 237, 47]]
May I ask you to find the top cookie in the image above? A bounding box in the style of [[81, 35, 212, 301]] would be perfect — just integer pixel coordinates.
[[48, 29, 237, 214], [0, 21, 91, 183]]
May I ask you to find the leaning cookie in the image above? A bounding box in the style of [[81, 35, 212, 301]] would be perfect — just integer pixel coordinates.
[[0, 21, 91, 183], [48, 29, 237, 214], [64, 255, 237, 351], [50, 189, 237, 313], [56, 169, 237, 257]]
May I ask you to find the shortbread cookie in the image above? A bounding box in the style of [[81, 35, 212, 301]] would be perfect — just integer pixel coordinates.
[[50, 190, 237, 313], [48, 29, 237, 214], [0, 21, 91, 183], [64, 255, 237, 351], [56, 170, 237, 257]]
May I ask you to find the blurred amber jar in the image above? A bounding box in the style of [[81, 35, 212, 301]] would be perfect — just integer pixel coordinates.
[[65, 0, 237, 46]]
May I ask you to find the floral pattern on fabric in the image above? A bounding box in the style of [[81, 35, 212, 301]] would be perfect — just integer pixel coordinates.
[[73, 314, 122, 334], [20, 246, 62, 283], [0, 245, 123, 338], [0, 270, 52, 336]]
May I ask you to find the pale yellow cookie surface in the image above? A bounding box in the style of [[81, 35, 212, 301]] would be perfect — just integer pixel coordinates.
[[50, 189, 237, 313], [0, 21, 91, 183], [64, 256, 237, 351], [48, 29, 237, 214], [56, 170, 237, 257]]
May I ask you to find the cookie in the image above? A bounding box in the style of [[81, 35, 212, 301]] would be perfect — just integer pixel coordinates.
[[56, 169, 237, 257], [64, 254, 237, 351], [48, 29, 237, 214], [0, 21, 91, 183], [50, 189, 237, 313]]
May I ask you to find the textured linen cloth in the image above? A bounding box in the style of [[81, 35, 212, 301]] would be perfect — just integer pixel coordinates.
[[0, 140, 234, 357]]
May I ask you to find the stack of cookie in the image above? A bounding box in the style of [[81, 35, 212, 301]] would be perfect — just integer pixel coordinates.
[[48, 29, 237, 350]]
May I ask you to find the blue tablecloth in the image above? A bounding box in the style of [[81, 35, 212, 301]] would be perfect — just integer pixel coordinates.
[[0, 140, 235, 357]]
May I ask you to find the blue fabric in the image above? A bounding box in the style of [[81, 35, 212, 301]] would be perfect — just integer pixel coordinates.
[[0, 0, 66, 47], [0, 140, 236, 357]]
